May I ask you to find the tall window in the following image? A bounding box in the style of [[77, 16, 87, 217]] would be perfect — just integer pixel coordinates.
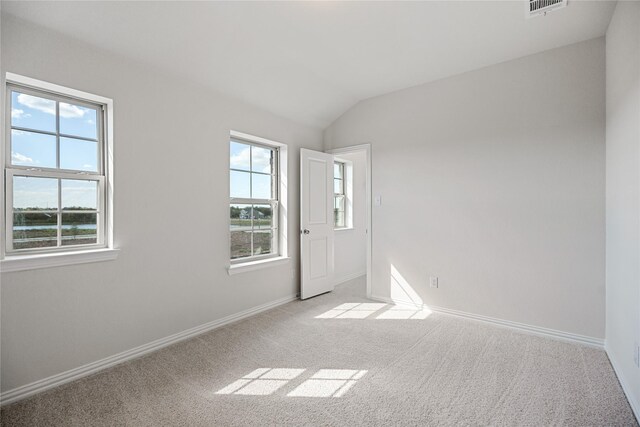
[[333, 161, 346, 228], [5, 82, 108, 254], [230, 138, 279, 261]]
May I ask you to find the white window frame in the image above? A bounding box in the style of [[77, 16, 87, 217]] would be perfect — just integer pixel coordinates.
[[1, 73, 117, 271], [228, 130, 288, 271], [333, 159, 353, 230], [333, 161, 346, 229]]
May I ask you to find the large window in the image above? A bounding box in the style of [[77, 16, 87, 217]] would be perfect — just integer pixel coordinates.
[[230, 138, 279, 262], [5, 81, 109, 254], [333, 161, 346, 228]]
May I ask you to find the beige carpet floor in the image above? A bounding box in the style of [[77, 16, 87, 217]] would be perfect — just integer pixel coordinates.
[[1, 276, 637, 426]]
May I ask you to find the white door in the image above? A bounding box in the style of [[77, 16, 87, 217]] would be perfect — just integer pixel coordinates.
[[300, 148, 335, 299]]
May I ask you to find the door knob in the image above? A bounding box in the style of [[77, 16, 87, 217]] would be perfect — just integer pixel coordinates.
[[303, 229, 310, 234]]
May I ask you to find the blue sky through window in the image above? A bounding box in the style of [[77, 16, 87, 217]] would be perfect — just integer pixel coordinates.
[[11, 130, 57, 168], [60, 103, 97, 139], [11, 92, 55, 132], [230, 141, 274, 199], [10, 90, 100, 209]]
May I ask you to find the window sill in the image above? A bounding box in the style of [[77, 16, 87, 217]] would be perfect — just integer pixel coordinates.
[[334, 227, 355, 232], [228, 256, 290, 275], [1, 248, 120, 273]]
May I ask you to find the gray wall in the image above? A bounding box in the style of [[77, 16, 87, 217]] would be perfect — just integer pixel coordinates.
[[0, 16, 322, 393], [605, 0, 640, 414], [324, 38, 606, 339]]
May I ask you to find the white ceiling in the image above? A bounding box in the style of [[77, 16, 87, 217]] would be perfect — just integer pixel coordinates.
[[3, 1, 616, 129]]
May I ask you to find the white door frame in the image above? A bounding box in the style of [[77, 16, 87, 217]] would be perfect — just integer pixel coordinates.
[[325, 144, 372, 298]]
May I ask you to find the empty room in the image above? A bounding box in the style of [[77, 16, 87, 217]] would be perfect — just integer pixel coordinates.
[[0, 0, 639, 425]]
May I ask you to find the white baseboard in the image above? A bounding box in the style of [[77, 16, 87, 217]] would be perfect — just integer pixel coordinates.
[[605, 342, 640, 423], [369, 294, 604, 348], [0, 293, 298, 406], [334, 271, 366, 286]]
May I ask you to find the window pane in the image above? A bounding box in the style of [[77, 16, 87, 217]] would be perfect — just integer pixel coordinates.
[[59, 103, 98, 139], [334, 163, 343, 179], [61, 213, 97, 246], [11, 91, 56, 132], [11, 130, 57, 168], [334, 178, 343, 194], [253, 230, 273, 255], [252, 204, 273, 229], [62, 180, 98, 210], [230, 170, 251, 198], [252, 146, 273, 174], [230, 204, 252, 231], [13, 212, 58, 250], [252, 173, 272, 199], [231, 231, 252, 259], [334, 196, 345, 228], [13, 176, 58, 210], [230, 141, 251, 171], [60, 137, 98, 172]]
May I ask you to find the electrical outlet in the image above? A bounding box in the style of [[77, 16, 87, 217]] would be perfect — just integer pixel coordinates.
[[429, 276, 438, 288], [635, 342, 640, 368]]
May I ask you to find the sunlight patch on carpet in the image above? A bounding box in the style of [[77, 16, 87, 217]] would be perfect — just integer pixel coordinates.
[[216, 368, 367, 398]]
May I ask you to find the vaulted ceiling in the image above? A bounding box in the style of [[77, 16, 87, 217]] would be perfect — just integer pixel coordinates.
[[2, 1, 616, 129]]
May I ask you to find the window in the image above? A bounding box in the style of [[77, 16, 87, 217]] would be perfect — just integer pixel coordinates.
[[333, 161, 346, 228], [230, 137, 279, 262], [4, 79, 111, 255]]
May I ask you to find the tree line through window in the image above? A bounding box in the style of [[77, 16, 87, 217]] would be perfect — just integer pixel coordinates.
[[229, 139, 279, 261]]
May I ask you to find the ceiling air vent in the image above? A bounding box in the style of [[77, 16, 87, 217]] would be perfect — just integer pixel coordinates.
[[527, 0, 567, 18]]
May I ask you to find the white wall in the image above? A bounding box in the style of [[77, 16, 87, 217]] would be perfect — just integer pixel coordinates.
[[333, 150, 367, 283], [325, 38, 606, 339], [0, 15, 323, 393], [605, 0, 640, 416]]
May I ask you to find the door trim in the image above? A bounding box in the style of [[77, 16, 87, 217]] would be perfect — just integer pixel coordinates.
[[326, 144, 372, 299]]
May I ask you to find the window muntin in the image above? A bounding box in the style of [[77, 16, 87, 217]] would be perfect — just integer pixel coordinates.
[[333, 161, 346, 228], [230, 139, 279, 262], [5, 84, 106, 253]]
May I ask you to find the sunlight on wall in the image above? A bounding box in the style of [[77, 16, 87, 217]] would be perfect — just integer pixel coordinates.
[[313, 265, 432, 320], [390, 264, 423, 306], [215, 368, 367, 398]]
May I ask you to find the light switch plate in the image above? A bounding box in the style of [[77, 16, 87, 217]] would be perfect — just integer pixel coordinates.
[[429, 276, 438, 288]]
